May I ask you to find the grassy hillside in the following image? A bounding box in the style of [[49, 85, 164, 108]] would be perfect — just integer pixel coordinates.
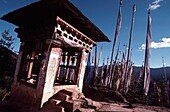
[[0, 45, 17, 100]]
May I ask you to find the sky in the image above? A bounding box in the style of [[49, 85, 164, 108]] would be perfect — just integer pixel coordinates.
[[0, 0, 170, 68]]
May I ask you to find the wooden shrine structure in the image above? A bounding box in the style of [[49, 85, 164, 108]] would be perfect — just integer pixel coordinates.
[[1, 0, 110, 110]]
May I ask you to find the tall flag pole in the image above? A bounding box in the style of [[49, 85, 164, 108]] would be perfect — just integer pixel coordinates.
[[166, 72, 169, 106], [126, 5, 136, 67], [95, 44, 104, 84], [104, 57, 110, 86], [93, 45, 98, 85], [109, 0, 122, 86], [162, 57, 169, 106], [123, 44, 127, 57], [101, 58, 105, 84], [162, 57, 167, 80], [97, 44, 104, 67], [136, 64, 144, 88], [123, 4, 136, 94], [125, 49, 133, 93], [143, 9, 152, 96], [85, 53, 92, 84], [109, 43, 120, 88], [125, 61, 133, 93], [119, 52, 126, 93]]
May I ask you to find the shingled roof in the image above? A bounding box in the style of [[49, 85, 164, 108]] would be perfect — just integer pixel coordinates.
[[1, 0, 110, 42]]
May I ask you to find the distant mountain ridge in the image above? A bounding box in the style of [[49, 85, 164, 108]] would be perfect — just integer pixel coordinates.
[[85, 65, 170, 83], [133, 66, 170, 82]]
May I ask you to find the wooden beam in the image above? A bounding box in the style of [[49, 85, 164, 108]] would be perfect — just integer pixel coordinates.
[[56, 16, 96, 46], [64, 55, 71, 81]]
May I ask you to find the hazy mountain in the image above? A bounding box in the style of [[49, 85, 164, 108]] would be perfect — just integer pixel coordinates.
[[85, 65, 170, 84], [132, 66, 170, 82]]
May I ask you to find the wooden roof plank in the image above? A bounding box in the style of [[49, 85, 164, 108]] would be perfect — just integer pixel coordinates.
[[1, 0, 110, 42]]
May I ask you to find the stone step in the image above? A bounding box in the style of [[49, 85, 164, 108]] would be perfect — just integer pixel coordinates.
[[60, 88, 80, 99], [74, 108, 95, 112], [91, 101, 102, 110], [55, 88, 85, 101], [58, 92, 71, 101], [40, 102, 64, 112], [81, 98, 102, 110], [50, 99, 61, 106], [63, 99, 85, 112]]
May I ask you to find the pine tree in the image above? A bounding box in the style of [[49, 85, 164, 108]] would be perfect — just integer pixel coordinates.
[[0, 29, 15, 50], [0, 30, 16, 100]]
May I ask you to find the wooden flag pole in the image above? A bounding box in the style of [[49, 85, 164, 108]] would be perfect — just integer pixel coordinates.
[[108, 0, 122, 87], [95, 44, 104, 84], [93, 45, 98, 85], [123, 4, 136, 94], [109, 43, 120, 88], [143, 9, 152, 96]]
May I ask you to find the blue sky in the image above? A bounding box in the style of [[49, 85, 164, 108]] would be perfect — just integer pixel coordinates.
[[0, 0, 170, 68]]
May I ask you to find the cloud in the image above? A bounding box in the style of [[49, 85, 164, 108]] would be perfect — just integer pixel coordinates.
[[2, 0, 8, 4], [153, 0, 163, 4], [139, 37, 170, 50], [149, 4, 160, 10], [148, 0, 164, 10]]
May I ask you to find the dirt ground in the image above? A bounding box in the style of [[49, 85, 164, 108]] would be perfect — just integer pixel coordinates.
[[96, 101, 170, 112], [0, 85, 170, 112], [83, 85, 170, 112]]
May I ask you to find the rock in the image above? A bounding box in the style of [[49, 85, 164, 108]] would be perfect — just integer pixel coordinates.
[[83, 98, 93, 106], [40, 103, 64, 112], [58, 92, 71, 101], [78, 93, 85, 99], [63, 100, 82, 112], [92, 101, 102, 110], [60, 88, 80, 99], [113, 91, 129, 103], [53, 106, 65, 112], [74, 108, 95, 112], [55, 106, 65, 112], [50, 99, 61, 105]]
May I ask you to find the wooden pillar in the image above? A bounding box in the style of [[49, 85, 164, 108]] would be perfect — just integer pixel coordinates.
[[75, 49, 87, 92], [39, 47, 62, 107], [13, 42, 24, 85], [56, 55, 62, 79], [27, 51, 35, 83], [64, 55, 71, 81]]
